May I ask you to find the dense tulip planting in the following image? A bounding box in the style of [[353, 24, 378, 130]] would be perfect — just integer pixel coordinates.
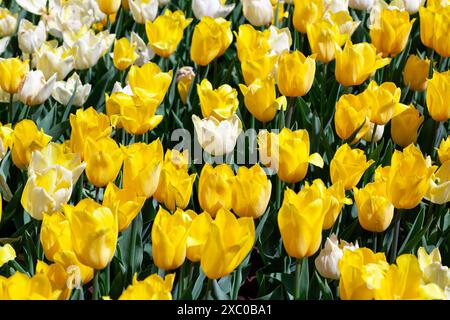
[[0, 0, 449, 300]]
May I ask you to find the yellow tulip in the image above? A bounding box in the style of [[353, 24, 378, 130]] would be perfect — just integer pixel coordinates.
[[334, 93, 371, 143], [52, 250, 94, 285], [0, 243, 15, 267], [370, 9, 415, 57], [113, 37, 139, 70], [97, 0, 121, 15], [11, 120, 52, 169], [258, 128, 324, 184], [239, 77, 287, 123], [154, 149, 196, 211], [198, 163, 234, 217], [0, 57, 29, 94], [426, 70, 450, 122], [122, 140, 164, 199], [103, 182, 146, 232], [197, 79, 239, 120], [64, 198, 118, 270], [35, 260, 72, 300], [119, 273, 175, 300], [307, 19, 345, 63], [176, 66, 195, 104], [386, 144, 437, 209], [354, 181, 394, 233], [0, 272, 61, 300], [40, 211, 73, 261], [293, 0, 324, 34], [191, 17, 232, 66], [417, 247, 450, 292], [328, 11, 360, 41], [330, 144, 375, 190], [391, 106, 424, 147], [186, 212, 213, 262], [0, 122, 13, 160], [241, 54, 278, 85], [145, 9, 193, 57], [335, 41, 391, 87], [425, 161, 450, 205], [69, 107, 112, 160], [234, 24, 270, 62], [152, 207, 196, 270], [277, 51, 316, 97], [403, 54, 430, 92], [232, 164, 272, 219], [437, 137, 450, 164], [419, 6, 436, 49], [84, 137, 123, 187], [433, 10, 450, 57], [201, 208, 255, 279], [278, 186, 327, 259]]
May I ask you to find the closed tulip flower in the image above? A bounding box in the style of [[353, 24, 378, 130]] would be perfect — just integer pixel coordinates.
[[437, 137, 450, 165], [363, 80, 404, 125], [391, 106, 424, 147], [34, 41, 74, 81], [354, 181, 394, 232], [242, 0, 273, 26], [278, 186, 327, 259], [307, 19, 346, 63], [334, 93, 370, 143], [18, 19, 46, 54], [241, 54, 278, 85], [84, 137, 123, 188], [0, 58, 29, 94], [419, 6, 437, 49], [69, 107, 112, 160], [335, 41, 391, 86], [12, 120, 52, 169], [197, 79, 238, 120], [239, 77, 287, 123], [21, 167, 73, 220], [349, 0, 374, 10], [386, 144, 437, 209], [403, 54, 430, 92], [113, 38, 139, 70], [330, 144, 375, 190], [40, 211, 74, 261], [198, 164, 234, 217], [154, 149, 196, 211], [186, 212, 213, 262], [433, 12, 450, 58], [19, 70, 56, 106], [64, 198, 118, 270], [192, 114, 243, 156], [0, 244, 16, 268], [176, 67, 195, 104], [145, 9, 193, 57], [103, 183, 146, 231], [277, 51, 316, 97], [370, 9, 415, 57], [129, 0, 158, 24], [234, 24, 271, 62], [293, 0, 324, 34], [0, 8, 17, 37], [192, 0, 235, 20], [266, 25, 292, 55], [152, 207, 195, 270], [191, 17, 232, 66], [201, 208, 255, 279], [426, 70, 450, 122], [258, 128, 324, 183], [52, 73, 92, 107], [119, 274, 175, 300], [97, 0, 121, 15]]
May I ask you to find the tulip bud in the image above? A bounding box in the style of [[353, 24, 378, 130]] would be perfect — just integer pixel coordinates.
[[277, 51, 316, 97], [113, 37, 139, 70], [391, 106, 424, 147], [52, 73, 92, 107], [267, 25, 292, 55], [0, 8, 17, 37], [122, 140, 164, 199], [403, 54, 430, 92], [307, 19, 345, 63], [192, 0, 235, 20], [0, 244, 16, 268], [334, 93, 370, 143], [97, 0, 121, 15], [0, 58, 29, 94], [437, 137, 450, 165], [119, 273, 175, 300], [186, 212, 213, 262], [425, 161, 450, 205], [64, 198, 118, 270], [198, 164, 234, 217], [19, 70, 56, 106], [349, 0, 374, 10], [152, 207, 195, 270], [426, 70, 450, 122], [293, 0, 324, 33], [330, 144, 375, 190], [129, 0, 158, 24], [146, 9, 193, 57], [197, 79, 238, 120], [191, 17, 232, 66], [18, 19, 46, 54], [34, 41, 74, 81], [242, 0, 273, 27], [201, 208, 255, 279], [176, 66, 195, 104]]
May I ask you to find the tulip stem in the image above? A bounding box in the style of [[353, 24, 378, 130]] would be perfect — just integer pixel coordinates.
[[390, 210, 402, 263], [369, 123, 378, 156], [294, 258, 302, 300], [8, 93, 13, 124], [373, 232, 377, 252], [128, 218, 138, 280], [205, 278, 213, 300], [285, 97, 296, 129], [93, 270, 100, 300]]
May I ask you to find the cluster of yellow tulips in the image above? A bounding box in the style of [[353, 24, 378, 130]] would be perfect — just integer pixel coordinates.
[[0, 0, 448, 300]]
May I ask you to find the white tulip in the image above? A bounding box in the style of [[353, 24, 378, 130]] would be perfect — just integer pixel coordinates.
[[362, 122, 384, 143], [192, 0, 235, 20], [192, 114, 243, 156], [19, 70, 57, 106], [112, 82, 134, 95], [131, 31, 155, 66], [129, 0, 159, 24], [34, 41, 74, 80], [0, 8, 17, 38], [52, 73, 91, 107], [349, 0, 374, 10], [0, 36, 10, 55], [16, 0, 48, 15], [390, 0, 425, 13], [242, 0, 273, 27], [267, 26, 292, 56], [324, 0, 349, 13], [18, 20, 47, 54]]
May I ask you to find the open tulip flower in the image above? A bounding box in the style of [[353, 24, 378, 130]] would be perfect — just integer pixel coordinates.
[[0, 0, 448, 302]]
